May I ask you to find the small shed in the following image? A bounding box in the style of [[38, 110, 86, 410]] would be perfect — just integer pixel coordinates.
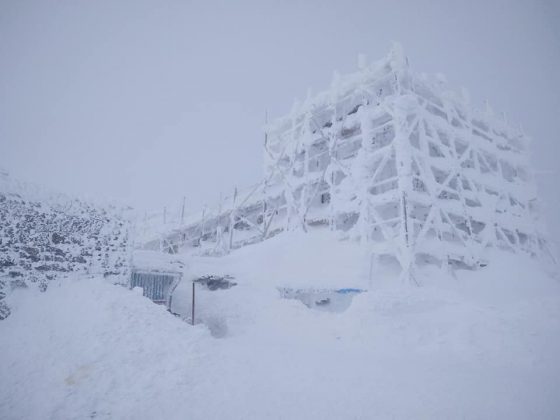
[[130, 250, 185, 308]]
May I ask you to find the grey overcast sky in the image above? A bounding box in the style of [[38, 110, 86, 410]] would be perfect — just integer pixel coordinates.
[[1, 0, 559, 241]]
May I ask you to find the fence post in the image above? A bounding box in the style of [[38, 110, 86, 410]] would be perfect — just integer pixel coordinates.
[[181, 196, 186, 224], [228, 187, 238, 250], [191, 281, 195, 326]]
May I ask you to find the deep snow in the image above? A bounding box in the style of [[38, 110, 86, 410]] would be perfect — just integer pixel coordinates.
[[1, 232, 560, 419]]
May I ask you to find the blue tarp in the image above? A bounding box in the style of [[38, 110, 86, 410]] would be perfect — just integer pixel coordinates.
[[335, 288, 364, 294]]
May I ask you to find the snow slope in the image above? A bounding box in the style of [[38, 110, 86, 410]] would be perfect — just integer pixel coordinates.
[[1, 233, 559, 419]]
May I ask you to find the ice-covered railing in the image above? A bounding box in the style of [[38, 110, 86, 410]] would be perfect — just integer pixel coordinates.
[[136, 179, 284, 252]]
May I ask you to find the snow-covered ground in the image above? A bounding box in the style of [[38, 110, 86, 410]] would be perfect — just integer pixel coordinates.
[[1, 232, 560, 419]]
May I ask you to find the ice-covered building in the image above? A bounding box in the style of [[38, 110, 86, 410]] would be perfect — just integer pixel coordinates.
[[146, 45, 551, 281]]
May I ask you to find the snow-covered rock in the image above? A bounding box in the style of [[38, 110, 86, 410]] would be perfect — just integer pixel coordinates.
[[0, 173, 131, 318]]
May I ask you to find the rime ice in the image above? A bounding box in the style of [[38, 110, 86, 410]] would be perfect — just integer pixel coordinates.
[[146, 46, 553, 282]]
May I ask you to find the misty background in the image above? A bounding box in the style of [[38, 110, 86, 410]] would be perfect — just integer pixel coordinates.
[[1, 0, 559, 246]]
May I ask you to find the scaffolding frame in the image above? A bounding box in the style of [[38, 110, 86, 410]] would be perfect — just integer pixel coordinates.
[[149, 46, 552, 281]]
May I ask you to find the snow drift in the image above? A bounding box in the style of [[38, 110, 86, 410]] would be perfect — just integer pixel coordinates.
[[1, 234, 559, 419]]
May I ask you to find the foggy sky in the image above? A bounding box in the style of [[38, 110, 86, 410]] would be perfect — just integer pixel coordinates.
[[1, 0, 559, 242]]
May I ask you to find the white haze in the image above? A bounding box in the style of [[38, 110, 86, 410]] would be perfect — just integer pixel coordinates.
[[1, 0, 559, 245]]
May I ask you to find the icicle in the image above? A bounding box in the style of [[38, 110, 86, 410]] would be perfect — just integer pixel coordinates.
[[484, 100, 494, 119], [435, 73, 447, 88], [330, 70, 341, 109], [228, 187, 238, 250], [388, 41, 407, 71], [304, 87, 313, 107], [460, 87, 471, 105], [357, 53, 367, 70], [290, 98, 301, 118]]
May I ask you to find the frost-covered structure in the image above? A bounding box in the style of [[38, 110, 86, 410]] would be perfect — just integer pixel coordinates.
[[148, 45, 550, 281]]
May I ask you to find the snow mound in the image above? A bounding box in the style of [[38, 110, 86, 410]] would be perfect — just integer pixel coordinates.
[[185, 230, 371, 290], [0, 278, 209, 419]]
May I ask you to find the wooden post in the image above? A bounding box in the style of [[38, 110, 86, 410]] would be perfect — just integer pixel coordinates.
[[191, 281, 195, 326]]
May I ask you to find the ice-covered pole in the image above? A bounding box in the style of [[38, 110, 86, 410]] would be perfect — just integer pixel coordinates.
[[191, 281, 195, 326]]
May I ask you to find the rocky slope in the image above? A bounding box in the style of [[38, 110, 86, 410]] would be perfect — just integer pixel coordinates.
[[0, 171, 131, 319]]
